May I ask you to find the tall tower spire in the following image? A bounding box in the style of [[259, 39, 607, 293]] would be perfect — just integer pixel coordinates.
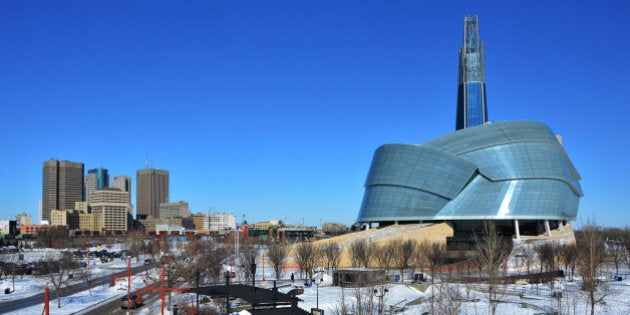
[[456, 15, 488, 130]]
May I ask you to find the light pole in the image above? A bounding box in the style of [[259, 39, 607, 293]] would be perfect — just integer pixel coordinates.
[[313, 279, 321, 308], [374, 287, 388, 315]]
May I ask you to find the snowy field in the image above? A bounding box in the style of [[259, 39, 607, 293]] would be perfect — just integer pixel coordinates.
[[273, 269, 630, 315], [3, 242, 630, 314], [11, 267, 630, 314]]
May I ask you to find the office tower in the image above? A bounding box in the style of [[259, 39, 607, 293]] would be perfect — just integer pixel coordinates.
[[42, 159, 84, 222], [85, 167, 109, 203], [456, 15, 488, 130], [91, 188, 132, 232], [136, 169, 169, 219], [112, 175, 132, 196]]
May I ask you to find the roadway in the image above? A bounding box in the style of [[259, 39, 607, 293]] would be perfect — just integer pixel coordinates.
[[82, 283, 163, 315], [0, 264, 152, 314]]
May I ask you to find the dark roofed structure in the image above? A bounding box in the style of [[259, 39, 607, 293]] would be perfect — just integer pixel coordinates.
[[189, 284, 307, 313]]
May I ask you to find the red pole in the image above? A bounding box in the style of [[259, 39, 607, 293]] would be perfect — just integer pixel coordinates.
[[262, 252, 265, 282], [127, 257, 131, 312], [44, 287, 49, 315], [161, 264, 165, 315]]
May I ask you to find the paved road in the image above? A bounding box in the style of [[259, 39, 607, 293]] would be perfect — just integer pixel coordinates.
[[82, 282, 164, 315], [0, 264, 152, 314]]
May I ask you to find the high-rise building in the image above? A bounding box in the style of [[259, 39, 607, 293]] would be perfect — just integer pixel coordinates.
[[112, 175, 132, 196], [42, 159, 84, 222], [91, 188, 132, 232], [85, 167, 109, 204], [456, 15, 488, 130], [136, 169, 169, 219]]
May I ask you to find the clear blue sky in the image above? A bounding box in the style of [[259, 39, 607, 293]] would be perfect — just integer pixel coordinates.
[[1, 1, 628, 228]]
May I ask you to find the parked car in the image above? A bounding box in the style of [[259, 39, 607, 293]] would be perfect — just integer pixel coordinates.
[[287, 287, 304, 298], [120, 294, 143, 309], [100, 256, 112, 263]]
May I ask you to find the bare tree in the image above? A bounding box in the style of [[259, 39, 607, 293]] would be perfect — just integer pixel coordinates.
[[126, 230, 147, 261], [392, 239, 416, 283], [39, 251, 78, 308], [35, 226, 70, 249], [473, 221, 510, 315], [267, 243, 289, 281], [322, 242, 342, 272], [193, 239, 229, 285], [0, 252, 27, 292], [349, 240, 370, 268], [558, 243, 578, 281], [294, 242, 319, 281], [426, 242, 446, 314], [432, 283, 463, 315], [534, 242, 556, 273], [239, 243, 259, 284], [522, 246, 536, 276], [603, 228, 627, 275], [351, 285, 376, 315], [331, 287, 349, 315], [373, 242, 395, 274], [409, 241, 427, 282], [576, 217, 608, 315], [623, 227, 630, 272]]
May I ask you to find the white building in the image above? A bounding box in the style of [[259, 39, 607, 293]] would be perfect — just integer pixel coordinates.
[[0, 220, 11, 235], [208, 211, 236, 231]]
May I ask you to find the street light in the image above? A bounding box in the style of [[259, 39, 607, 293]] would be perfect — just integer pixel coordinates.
[[250, 263, 257, 290], [374, 288, 389, 315], [315, 277, 323, 308]]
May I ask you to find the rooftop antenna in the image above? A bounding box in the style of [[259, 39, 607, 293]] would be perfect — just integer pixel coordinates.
[[144, 156, 153, 169]]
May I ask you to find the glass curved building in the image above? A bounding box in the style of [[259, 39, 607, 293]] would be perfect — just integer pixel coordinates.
[[356, 16, 582, 240], [356, 121, 583, 236]]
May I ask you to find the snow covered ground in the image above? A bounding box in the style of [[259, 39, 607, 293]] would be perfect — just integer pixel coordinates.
[[272, 268, 630, 315], [0, 243, 158, 315], [6, 266, 630, 314], [4, 241, 630, 314]]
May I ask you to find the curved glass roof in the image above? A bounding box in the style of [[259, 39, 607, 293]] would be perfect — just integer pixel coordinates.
[[357, 120, 582, 223]]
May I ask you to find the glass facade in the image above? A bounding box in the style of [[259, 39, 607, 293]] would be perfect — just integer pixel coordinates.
[[456, 15, 488, 130], [356, 121, 583, 223]]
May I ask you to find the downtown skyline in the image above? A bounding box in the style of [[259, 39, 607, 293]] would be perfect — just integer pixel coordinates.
[[1, 1, 629, 227]]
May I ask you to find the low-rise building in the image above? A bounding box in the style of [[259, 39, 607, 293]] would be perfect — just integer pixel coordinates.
[[19, 224, 48, 236], [50, 209, 81, 230], [192, 213, 209, 234], [159, 201, 190, 219], [208, 212, 236, 232], [13, 213, 32, 226], [322, 222, 348, 236]]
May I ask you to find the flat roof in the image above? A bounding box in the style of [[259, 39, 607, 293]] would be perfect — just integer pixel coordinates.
[[189, 284, 298, 308]]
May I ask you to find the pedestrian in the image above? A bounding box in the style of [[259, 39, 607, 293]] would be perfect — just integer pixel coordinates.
[[291, 273, 294, 283]]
